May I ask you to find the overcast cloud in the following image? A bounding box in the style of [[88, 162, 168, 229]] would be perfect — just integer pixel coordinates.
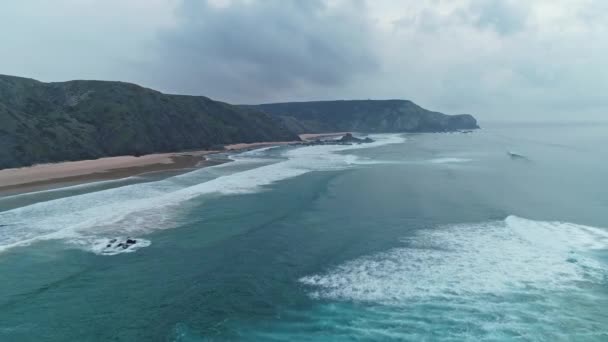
[[1, 0, 607, 121]]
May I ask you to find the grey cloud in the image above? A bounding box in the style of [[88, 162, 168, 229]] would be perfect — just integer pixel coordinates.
[[152, 0, 378, 103], [394, 0, 526, 36], [1, 0, 606, 121], [470, 0, 526, 35], [394, 9, 454, 33]]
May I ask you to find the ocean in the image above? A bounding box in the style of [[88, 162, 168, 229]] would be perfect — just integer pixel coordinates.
[[0, 122, 607, 341]]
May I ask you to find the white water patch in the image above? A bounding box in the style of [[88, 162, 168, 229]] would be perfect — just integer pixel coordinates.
[[300, 216, 608, 304], [0, 175, 143, 201], [70, 237, 151, 256], [0, 134, 405, 255], [428, 157, 473, 164], [226, 146, 282, 163], [235, 145, 280, 157]]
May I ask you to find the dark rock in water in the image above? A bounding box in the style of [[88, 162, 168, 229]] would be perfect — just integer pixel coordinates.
[[106, 237, 138, 250], [507, 151, 529, 161], [98, 236, 149, 255], [338, 133, 374, 144], [301, 133, 374, 146], [116, 238, 138, 249], [338, 133, 356, 143]]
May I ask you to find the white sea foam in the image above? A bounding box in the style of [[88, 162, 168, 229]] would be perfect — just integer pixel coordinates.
[[236, 145, 280, 156], [428, 157, 473, 164], [0, 134, 405, 255], [300, 216, 608, 304], [0, 176, 142, 201], [70, 237, 152, 256]]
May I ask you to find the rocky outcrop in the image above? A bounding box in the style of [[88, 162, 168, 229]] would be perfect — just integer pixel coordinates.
[[303, 133, 374, 146], [338, 133, 374, 144], [96, 237, 150, 255]]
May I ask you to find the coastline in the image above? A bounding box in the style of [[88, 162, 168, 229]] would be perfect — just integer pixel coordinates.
[[0, 152, 219, 196], [298, 132, 350, 141], [0, 133, 349, 196]]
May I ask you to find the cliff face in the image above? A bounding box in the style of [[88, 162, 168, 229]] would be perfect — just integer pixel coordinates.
[[247, 100, 479, 134], [0, 75, 298, 169], [0, 74, 480, 170]]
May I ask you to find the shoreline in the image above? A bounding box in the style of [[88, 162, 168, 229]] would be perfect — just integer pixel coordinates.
[[298, 132, 350, 141], [0, 133, 350, 196], [0, 153, 219, 196]]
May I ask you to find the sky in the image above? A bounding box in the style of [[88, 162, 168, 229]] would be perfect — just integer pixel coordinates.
[[1, 0, 607, 121]]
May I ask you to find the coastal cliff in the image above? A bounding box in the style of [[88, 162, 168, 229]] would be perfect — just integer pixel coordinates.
[[0, 75, 480, 170], [0, 75, 297, 169], [247, 100, 479, 134]]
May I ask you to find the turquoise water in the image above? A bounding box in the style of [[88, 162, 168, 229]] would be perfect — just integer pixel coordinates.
[[1, 123, 607, 341]]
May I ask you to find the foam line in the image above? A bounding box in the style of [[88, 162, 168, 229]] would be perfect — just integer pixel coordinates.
[[428, 157, 473, 164], [0, 176, 142, 201]]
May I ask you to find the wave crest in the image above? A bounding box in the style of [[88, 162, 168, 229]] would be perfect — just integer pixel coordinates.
[[300, 216, 608, 304], [0, 134, 405, 254]]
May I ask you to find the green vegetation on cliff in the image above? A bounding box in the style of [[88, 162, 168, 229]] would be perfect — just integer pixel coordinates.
[[0, 75, 480, 170], [247, 100, 479, 134], [0, 75, 298, 169]]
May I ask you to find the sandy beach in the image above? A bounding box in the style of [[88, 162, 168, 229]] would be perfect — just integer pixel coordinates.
[[0, 133, 350, 195], [0, 151, 220, 195], [224, 140, 298, 151]]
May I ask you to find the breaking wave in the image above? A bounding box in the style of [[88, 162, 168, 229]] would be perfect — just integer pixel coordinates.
[[300, 216, 608, 304], [0, 134, 405, 255], [428, 157, 473, 164]]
